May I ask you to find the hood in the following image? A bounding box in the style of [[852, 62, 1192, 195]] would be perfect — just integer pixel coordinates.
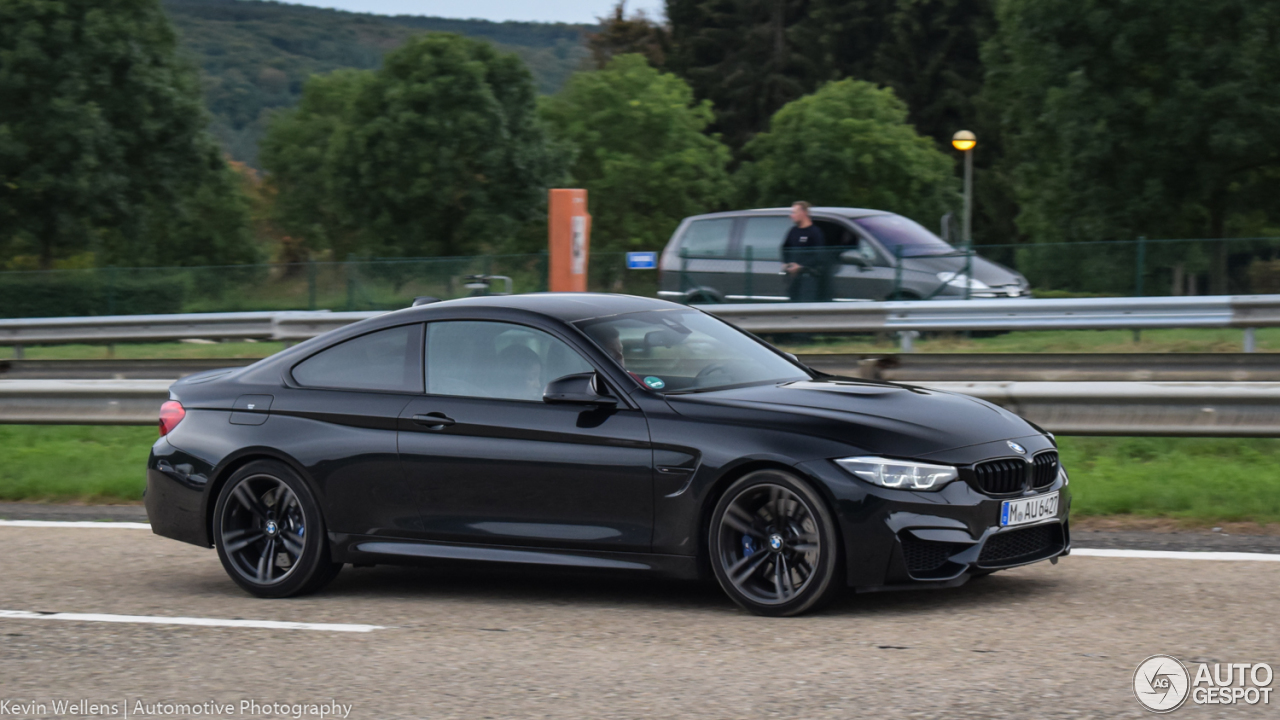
[[664, 378, 1040, 457], [900, 254, 1025, 287]]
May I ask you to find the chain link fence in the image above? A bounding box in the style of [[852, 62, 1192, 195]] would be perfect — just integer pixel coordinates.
[[1, 238, 1279, 318]]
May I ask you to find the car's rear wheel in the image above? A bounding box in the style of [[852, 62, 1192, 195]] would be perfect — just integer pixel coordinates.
[[709, 470, 842, 616], [213, 460, 341, 598]]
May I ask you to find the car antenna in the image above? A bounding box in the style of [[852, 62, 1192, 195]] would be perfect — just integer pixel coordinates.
[[411, 296, 441, 307]]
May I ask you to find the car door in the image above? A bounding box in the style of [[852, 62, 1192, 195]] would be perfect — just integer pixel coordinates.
[[736, 215, 792, 301], [670, 216, 740, 301], [397, 319, 654, 552], [272, 323, 423, 537], [820, 221, 900, 300]]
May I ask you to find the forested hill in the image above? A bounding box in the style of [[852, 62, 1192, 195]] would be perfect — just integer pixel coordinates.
[[163, 0, 591, 163]]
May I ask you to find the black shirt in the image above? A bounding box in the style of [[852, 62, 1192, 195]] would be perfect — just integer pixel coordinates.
[[782, 224, 827, 268]]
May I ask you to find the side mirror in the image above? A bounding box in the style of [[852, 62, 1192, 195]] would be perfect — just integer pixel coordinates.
[[543, 372, 617, 407], [839, 250, 871, 268]]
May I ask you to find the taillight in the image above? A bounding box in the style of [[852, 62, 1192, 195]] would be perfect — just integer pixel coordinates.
[[159, 400, 185, 436]]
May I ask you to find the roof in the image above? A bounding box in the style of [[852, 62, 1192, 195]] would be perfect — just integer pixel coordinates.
[[683, 207, 891, 221], [405, 293, 684, 323]]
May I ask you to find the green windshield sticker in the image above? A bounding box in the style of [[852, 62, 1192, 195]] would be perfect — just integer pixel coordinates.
[[644, 376, 665, 390]]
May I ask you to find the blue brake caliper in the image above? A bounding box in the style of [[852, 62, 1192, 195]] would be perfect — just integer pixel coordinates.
[[741, 535, 756, 557]]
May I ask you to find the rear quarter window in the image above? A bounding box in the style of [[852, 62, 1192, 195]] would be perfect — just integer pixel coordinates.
[[292, 324, 423, 393]]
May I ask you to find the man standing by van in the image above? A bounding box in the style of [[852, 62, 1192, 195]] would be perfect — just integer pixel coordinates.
[[782, 201, 827, 302]]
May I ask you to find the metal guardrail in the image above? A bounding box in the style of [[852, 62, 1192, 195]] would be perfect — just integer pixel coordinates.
[[924, 381, 1280, 437], [802, 353, 1280, 382], [4, 353, 1278, 382], [0, 380, 172, 424], [1, 378, 1276, 436], [0, 295, 1277, 354], [700, 295, 1280, 351]]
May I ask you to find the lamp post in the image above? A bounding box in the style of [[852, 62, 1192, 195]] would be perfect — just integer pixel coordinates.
[[951, 130, 976, 247]]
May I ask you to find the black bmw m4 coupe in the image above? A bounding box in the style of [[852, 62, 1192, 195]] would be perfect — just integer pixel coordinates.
[[146, 293, 1069, 616]]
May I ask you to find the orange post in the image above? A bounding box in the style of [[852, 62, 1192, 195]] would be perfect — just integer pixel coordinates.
[[548, 188, 591, 292]]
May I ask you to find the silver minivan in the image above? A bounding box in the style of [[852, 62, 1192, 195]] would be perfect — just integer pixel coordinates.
[[657, 207, 1030, 302]]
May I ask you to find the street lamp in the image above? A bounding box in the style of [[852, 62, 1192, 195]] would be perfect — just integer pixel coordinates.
[[951, 130, 976, 247]]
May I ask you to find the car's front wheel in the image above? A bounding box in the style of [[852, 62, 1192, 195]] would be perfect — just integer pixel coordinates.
[[709, 470, 842, 616], [213, 460, 341, 598]]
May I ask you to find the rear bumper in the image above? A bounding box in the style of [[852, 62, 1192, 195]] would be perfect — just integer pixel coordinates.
[[797, 458, 1070, 589], [144, 438, 215, 547]]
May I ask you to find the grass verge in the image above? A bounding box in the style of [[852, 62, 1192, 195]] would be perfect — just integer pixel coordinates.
[[0, 426, 155, 503], [0, 428, 1276, 526]]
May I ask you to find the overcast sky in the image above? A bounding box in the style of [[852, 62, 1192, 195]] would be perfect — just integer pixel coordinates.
[[276, 0, 665, 24]]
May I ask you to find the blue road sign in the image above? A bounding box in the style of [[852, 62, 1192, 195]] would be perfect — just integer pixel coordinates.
[[626, 251, 658, 270]]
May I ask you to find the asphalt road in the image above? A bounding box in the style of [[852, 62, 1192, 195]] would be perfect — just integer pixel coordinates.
[[1, 525, 1278, 719]]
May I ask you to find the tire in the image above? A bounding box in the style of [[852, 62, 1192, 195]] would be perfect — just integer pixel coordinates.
[[709, 469, 843, 617], [213, 460, 341, 598]]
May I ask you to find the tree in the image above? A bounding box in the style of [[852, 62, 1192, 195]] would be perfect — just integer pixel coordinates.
[[802, 0, 993, 149], [259, 69, 371, 260], [0, 0, 256, 268], [984, 0, 1280, 292], [737, 79, 957, 226], [666, 0, 815, 150], [540, 54, 732, 261], [262, 34, 566, 259], [587, 2, 671, 70]]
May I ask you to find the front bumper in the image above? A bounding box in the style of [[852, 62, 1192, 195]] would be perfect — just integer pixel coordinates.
[[798, 453, 1070, 590]]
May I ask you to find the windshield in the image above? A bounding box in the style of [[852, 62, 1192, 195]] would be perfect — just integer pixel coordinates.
[[575, 310, 809, 393], [853, 214, 954, 257]]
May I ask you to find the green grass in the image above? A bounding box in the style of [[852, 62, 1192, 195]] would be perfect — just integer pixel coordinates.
[[0, 427, 1276, 525], [778, 327, 1280, 354], [0, 426, 156, 503], [1060, 437, 1280, 524]]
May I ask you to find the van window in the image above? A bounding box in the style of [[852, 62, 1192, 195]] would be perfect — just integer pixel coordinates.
[[739, 217, 792, 261], [678, 218, 734, 257]]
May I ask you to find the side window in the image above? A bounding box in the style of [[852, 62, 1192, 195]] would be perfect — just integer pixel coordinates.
[[292, 324, 423, 393], [678, 218, 734, 258], [739, 217, 792, 261], [427, 321, 594, 402]]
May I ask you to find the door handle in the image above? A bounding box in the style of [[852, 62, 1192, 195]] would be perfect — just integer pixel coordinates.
[[412, 413, 455, 429]]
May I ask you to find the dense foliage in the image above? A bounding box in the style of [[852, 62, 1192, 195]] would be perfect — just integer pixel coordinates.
[[0, 0, 257, 269], [164, 0, 590, 164], [262, 34, 565, 259], [984, 0, 1280, 291], [540, 55, 732, 258], [738, 80, 958, 226]]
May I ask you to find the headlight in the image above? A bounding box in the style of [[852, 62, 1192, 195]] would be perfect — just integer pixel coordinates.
[[835, 456, 959, 491], [936, 272, 990, 290]]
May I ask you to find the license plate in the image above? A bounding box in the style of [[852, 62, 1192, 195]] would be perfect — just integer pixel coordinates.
[[1000, 492, 1059, 527]]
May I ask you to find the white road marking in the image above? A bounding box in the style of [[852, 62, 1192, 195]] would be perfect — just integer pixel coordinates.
[[0, 520, 150, 529], [0, 609, 383, 633], [3, 521, 1278, 563], [1072, 548, 1280, 562]]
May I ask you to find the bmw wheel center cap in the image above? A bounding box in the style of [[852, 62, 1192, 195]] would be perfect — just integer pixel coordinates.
[[768, 534, 784, 551], [265, 520, 279, 536]]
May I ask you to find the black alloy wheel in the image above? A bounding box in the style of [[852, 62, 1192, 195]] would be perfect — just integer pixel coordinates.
[[709, 470, 842, 616], [213, 460, 341, 598]]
